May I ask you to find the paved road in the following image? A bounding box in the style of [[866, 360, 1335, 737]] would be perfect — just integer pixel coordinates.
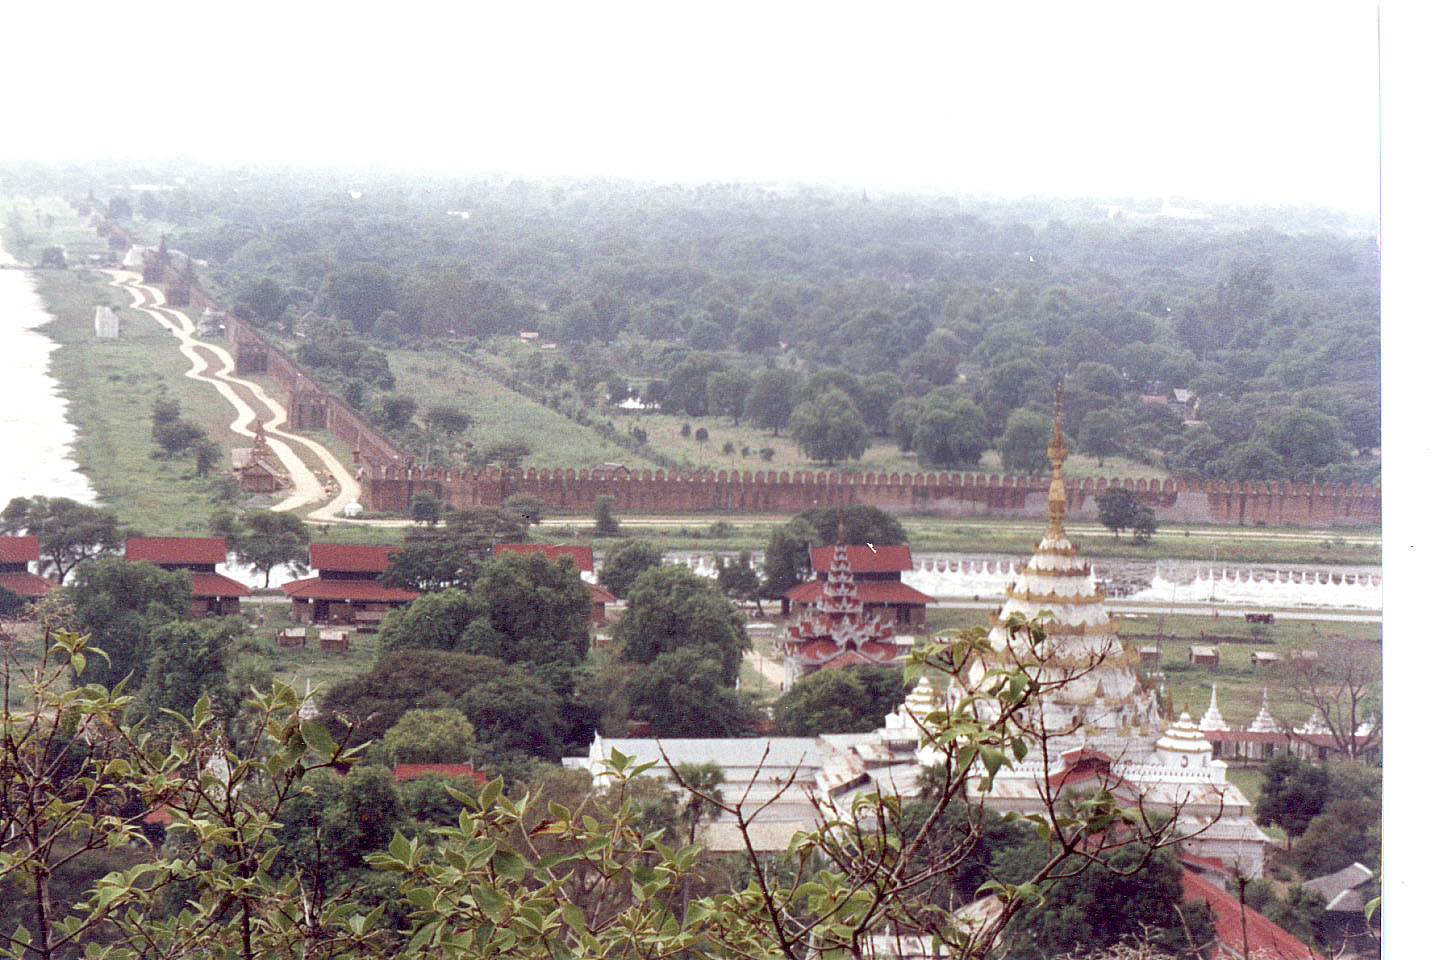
[[107, 271, 362, 521]]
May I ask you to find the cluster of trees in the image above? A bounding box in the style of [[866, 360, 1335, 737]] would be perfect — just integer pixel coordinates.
[[151, 398, 222, 475], [76, 167, 1376, 484]]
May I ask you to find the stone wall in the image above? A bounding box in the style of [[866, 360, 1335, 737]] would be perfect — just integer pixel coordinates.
[[363, 465, 1380, 527]]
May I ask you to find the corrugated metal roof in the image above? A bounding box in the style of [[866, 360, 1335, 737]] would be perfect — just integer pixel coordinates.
[[1181, 868, 1323, 959], [126, 537, 227, 565], [309, 543, 400, 573]]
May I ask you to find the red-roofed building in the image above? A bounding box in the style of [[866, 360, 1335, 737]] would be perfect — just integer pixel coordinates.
[[0, 535, 56, 601], [282, 543, 417, 624], [125, 537, 250, 617], [495, 544, 613, 623], [1180, 866, 1325, 959], [784, 544, 932, 627]]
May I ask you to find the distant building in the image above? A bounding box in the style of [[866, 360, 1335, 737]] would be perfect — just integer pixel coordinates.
[[282, 544, 417, 626], [197, 307, 226, 337], [784, 543, 932, 627], [0, 535, 56, 600], [94, 306, 119, 338], [125, 537, 251, 617], [494, 543, 614, 623]]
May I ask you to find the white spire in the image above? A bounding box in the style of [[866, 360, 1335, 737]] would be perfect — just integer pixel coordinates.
[[1248, 689, 1283, 733], [299, 680, 320, 721], [1198, 684, 1228, 731]]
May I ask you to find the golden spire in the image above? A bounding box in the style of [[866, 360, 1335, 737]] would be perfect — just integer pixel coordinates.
[[1045, 382, 1068, 539]]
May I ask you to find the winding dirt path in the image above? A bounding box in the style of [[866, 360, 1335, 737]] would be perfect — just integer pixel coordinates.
[[104, 270, 362, 522]]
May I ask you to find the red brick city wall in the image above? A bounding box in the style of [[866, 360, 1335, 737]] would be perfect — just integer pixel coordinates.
[[363, 466, 1380, 527]]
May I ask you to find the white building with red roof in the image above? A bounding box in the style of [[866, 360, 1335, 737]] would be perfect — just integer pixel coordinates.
[[282, 544, 418, 626], [0, 535, 56, 601], [125, 537, 250, 617]]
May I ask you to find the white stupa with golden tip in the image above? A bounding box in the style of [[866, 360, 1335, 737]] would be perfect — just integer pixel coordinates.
[[968, 393, 1161, 752], [1198, 685, 1229, 732]]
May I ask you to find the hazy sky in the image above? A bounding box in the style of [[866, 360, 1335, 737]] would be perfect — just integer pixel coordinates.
[[8, 1, 1380, 209]]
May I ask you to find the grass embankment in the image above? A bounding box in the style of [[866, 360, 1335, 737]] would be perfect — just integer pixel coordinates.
[[31, 267, 244, 534]]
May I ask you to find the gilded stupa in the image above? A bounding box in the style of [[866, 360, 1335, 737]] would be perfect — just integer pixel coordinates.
[[968, 388, 1162, 754]]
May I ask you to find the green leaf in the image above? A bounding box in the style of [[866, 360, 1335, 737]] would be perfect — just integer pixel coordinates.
[[299, 720, 336, 757]]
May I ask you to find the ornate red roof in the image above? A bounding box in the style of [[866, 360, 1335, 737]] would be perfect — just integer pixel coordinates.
[[782, 542, 907, 676], [494, 543, 594, 571], [810, 545, 913, 573], [281, 577, 418, 602], [785, 580, 934, 605], [0, 536, 39, 564], [126, 537, 227, 565], [309, 543, 400, 573]]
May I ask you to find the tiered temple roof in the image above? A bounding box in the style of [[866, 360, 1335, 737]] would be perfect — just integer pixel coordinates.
[[780, 538, 907, 688]]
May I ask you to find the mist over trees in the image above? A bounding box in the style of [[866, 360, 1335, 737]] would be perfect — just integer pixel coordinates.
[[21, 163, 1379, 481]]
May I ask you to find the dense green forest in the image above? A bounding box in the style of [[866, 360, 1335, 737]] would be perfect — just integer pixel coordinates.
[[6, 163, 1380, 483]]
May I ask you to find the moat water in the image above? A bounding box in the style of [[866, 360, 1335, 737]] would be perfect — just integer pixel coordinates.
[[0, 241, 96, 506]]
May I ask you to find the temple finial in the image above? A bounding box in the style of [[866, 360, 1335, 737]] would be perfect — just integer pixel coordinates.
[[1045, 381, 1068, 537], [836, 506, 846, 546]]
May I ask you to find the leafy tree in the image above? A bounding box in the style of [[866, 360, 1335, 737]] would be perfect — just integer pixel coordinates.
[[322, 648, 514, 744], [1096, 486, 1140, 538], [999, 409, 1056, 474], [773, 667, 908, 735], [593, 495, 621, 536], [0, 585, 23, 618], [903, 328, 964, 386], [500, 493, 546, 526], [993, 841, 1213, 960], [65, 555, 192, 688], [376, 393, 418, 431], [856, 372, 903, 436], [410, 490, 443, 525], [193, 437, 223, 475], [625, 647, 759, 737], [39, 246, 67, 269], [887, 395, 922, 451], [744, 368, 795, 435], [598, 538, 665, 599], [706, 369, 752, 424], [321, 765, 405, 870], [1223, 439, 1288, 481], [378, 707, 477, 765], [0, 496, 125, 583], [913, 394, 987, 468], [714, 551, 761, 608], [237, 276, 287, 326], [459, 673, 567, 763], [1255, 754, 1331, 840], [665, 352, 726, 416], [376, 588, 481, 653], [483, 438, 532, 468], [461, 551, 593, 675], [210, 509, 310, 588], [788, 389, 868, 465], [138, 616, 246, 719], [1276, 638, 1381, 760], [1078, 406, 1129, 468], [1257, 406, 1351, 479], [800, 504, 907, 545], [614, 564, 749, 685], [154, 419, 205, 456], [317, 262, 397, 332], [422, 404, 474, 439], [761, 518, 816, 601]]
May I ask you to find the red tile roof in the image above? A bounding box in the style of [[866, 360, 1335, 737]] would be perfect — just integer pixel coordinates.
[[126, 537, 227, 565], [0, 536, 39, 564], [588, 582, 617, 604], [785, 580, 934, 606], [811, 545, 913, 573], [494, 543, 594, 571], [392, 763, 488, 787], [282, 576, 418, 602], [189, 572, 252, 599], [0, 570, 55, 598], [1180, 869, 1324, 959], [309, 543, 401, 573]]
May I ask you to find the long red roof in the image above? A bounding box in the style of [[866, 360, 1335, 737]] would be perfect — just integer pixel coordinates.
[[309, 543, 401, 573], [494, 543, 594, 571], [189, 572, 251, 599], [0, 570, 55, 598], [392, 763, 488, 787], [126, 536, 227, 565], [1180, 868, 1323, 959], [810, 545, 913, 573], [786, 580, 934, 605], [0, 536, 39, 564], [282, 577, 418, 602]]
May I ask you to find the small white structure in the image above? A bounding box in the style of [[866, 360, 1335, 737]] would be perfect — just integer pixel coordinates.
[[342, 501, 364, 518], [197, 308, 226, 337], [94, 306, 119, 338], [121, 245, 150, 270]]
